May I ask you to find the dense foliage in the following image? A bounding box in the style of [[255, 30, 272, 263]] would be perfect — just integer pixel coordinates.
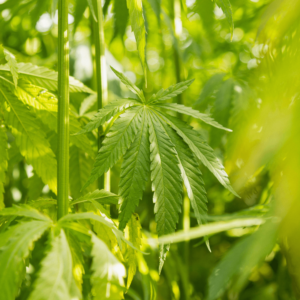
[[0, 0, 300, 299]]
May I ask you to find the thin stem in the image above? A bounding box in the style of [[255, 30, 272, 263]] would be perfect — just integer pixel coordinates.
[[92, 0, 110, 192], [57, 0, 69, 219]]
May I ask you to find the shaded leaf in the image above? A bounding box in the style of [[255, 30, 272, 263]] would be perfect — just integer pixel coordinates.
[[0, 126, 8, 209]]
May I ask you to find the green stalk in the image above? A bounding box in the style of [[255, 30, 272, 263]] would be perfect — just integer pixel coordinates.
[[92, 0, 110, 192], [57, 0, 70, 219]]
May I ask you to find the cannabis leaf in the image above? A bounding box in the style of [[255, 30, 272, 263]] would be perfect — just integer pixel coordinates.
[[0, 85, 58, 193], [125, 214, 142, 288], [0, 63, 94, 94], [0, 46, 18, 88], [126, 0, 147, 82], [0, 126, 8, 209], [29, 230, 80, 300], [90, 233, 126, 299], [214, 0, 234, 38], [0, 205, 51, 221], [71, 189, 119, 206], [79, 71, 238, 269], [111, 67, 145, 102], [0, 220, 51, 300]]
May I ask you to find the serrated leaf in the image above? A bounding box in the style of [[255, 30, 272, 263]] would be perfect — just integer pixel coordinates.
[[125, 214, 142, 288], [126, 0, 147, 82], [0, 63, 94, 94], [193, 73, 226, 107], [76, 98, 140, 135], [79, 94, 97, 115], [111, 67, 145, 102], [14, 81, 94, 156], [0, 205, 51, 221], [91, 233, 126, 299], [29, 230, 80, 300], [154, 103, 232, 132], [69, 145, 95, 199], [148, 79, 194, 103], [214, 0, 234, 38], [0, 126, 8, 209], [0, 46, 18, 88], [71, 189, 119, 206], [148, 111, 183, 272], [159, 112, 238, 197], [0, 220, 50, 300], [118, 109, 150, 230], [82, 107, 142, 190], [0, 86, 58, 193], [111, 0, 129, 42], [158, 114, 208, 226]]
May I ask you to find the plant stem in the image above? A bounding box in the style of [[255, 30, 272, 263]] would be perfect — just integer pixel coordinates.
[[57, 0, 69, 219], [92, 0, 110, 192]]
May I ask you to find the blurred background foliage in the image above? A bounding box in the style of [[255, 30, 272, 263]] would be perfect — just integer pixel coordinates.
[[1, 0, 300, 299]]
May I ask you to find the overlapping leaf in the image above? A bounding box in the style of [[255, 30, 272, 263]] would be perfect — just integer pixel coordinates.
[[157, 113, 208, 225], [0, 220, 51, 300], [29, 230, 80, 300], [82, 106, 142, 190], [90, 233, 126, 299], [0, 63, 94, 93], [155, 103, 232, 131], [118, 109, 150, 230], [148, 111, 183, 271], [76, 97, 141, 135], [158, 112, 238, 197], [0, 86, 58, 193]]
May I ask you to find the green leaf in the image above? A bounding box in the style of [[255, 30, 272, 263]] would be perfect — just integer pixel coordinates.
[[207, 221, 277, 300], [125, 214, 142, 289], [146, 0, 161, 24], [0, 46, 18, 88], [111, 0, 129, 42], [156, 217, 265, 244], [58, 212, 118, 231], [0, 205, 51, 221], [29, 230, 80, 300], [90, 233, 126, 299], [71, 189, 119, 206], [159, 112, 239, 197], [111, 67, 145, 102], [158, 114, 208, 226], [82, 107, 142, 190], [0, 63, 94, 94], [69, 145, 95, 199], [193, 73, 226, 107], [0, 86, 58, 193], [148, 79, 194, 103], [154, 103, 232, 132], [0, 126, 8, 209], [118, 109, 150, 230], [87, 0, 97, 21], [211, 79, 234, 147], [76, 98, 141, 135], [0, 220, 51, 300], [126, 0, 147, 82], [148, 111, 183, 272], [214, 0, 234, 38], [14, 81, 94, 156]]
